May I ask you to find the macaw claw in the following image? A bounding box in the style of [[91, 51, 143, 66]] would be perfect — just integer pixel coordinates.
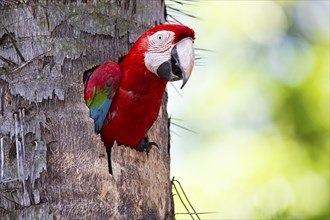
[[136, 136, 159, 155]]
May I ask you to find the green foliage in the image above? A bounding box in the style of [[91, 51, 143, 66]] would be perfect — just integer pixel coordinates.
[[167, 0, 329, 219]]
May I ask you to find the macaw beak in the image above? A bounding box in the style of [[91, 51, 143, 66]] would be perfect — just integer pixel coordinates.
[[156, 38, 194, 89]]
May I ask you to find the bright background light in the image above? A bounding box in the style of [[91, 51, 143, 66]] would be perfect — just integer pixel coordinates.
[[166, 1, 329, 219]]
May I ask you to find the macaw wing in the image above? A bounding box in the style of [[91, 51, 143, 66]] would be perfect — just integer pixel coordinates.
[[83, 62, 121, 133]]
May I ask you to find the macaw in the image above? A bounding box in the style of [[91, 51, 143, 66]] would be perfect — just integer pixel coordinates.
[[84, 24, 195, 173]]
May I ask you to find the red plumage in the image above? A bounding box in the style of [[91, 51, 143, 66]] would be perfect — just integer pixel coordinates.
[[84, 24, 195, 149], [100, 30, 168, 148], [101, 60, 167, 148]]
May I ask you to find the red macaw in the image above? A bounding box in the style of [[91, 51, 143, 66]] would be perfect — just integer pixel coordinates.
[[84, 24, 195, 173]]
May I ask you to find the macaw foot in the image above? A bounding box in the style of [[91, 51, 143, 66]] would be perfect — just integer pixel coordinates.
[[136, 136, 159, 155], [106, 148, 113, 175]]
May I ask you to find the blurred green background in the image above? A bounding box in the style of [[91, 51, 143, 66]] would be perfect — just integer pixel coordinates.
[[166, 0, 329, 219]]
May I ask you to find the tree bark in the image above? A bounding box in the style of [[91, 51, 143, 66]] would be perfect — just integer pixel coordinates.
[[0, 0, 174, 219]]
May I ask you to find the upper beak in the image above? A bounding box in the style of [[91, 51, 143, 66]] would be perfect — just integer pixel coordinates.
[[156, 38, 194, 89]]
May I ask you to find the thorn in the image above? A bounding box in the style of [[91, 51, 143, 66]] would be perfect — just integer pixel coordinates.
[[0, 178, 19, 183], [0, 55, 18, 66], [169, 0, 184, 5], [195, 48, 216, 53], [11, 49, 51, 73], [0, 25, 26, 63], [167, 14, 183, 25], [175, 212, 219, 215], [170, 129, 181, 137], [171, 117, 185, 122], [167, 6, 200, 20], [194, 57, 206, 61], [171, 121, 197, 134], [0, 192, 23, 209], [169, 82, 182, 97], [172, 177, 201, 220]]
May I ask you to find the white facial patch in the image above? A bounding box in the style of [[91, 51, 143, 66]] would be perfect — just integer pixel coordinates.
[[144, 31, 175, 74], [144, 51, 172, 74]]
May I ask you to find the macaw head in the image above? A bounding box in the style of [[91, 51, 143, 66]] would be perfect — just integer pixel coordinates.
[[134, 24, 195, 89]]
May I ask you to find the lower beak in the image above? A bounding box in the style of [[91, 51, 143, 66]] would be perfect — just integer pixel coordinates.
[[156, 38, 194, 89]]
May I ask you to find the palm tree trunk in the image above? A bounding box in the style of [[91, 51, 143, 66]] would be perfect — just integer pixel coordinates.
[[0, 0, 174, 219]]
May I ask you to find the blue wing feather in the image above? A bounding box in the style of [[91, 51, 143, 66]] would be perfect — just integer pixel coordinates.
[[90, 99, 112, 133], [83, 62, 121, 133]]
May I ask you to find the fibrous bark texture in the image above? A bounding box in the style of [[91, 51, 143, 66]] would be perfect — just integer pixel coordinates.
[[0, 0, 174, 219]]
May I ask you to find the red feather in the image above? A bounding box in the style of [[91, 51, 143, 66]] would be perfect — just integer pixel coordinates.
[[99, 24, 194, 148], [100, 48, 167, 148]]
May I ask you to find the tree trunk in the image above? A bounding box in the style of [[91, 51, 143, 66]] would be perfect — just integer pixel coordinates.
[[0, 0, 174, 219]]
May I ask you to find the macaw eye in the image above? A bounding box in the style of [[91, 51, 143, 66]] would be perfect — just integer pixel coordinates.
[[156, 34, 165, 43]]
